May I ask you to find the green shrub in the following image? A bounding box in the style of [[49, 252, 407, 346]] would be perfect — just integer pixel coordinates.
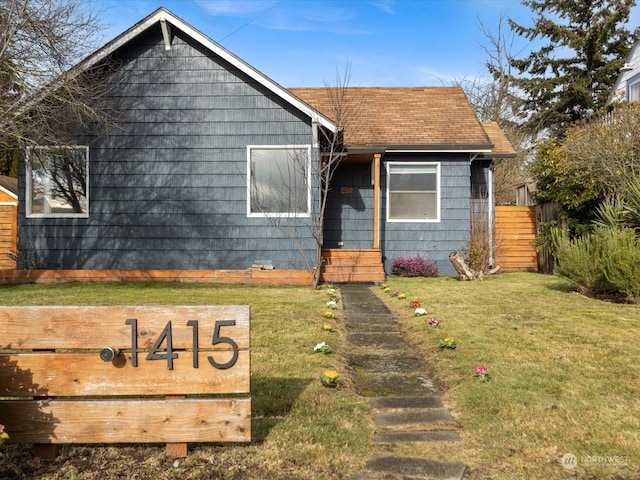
[[554, 227, 640, 302], [553, 228, 614, 295], [601, 228, 640, 303]]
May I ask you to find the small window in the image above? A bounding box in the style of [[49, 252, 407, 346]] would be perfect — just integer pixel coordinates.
[[26, 146, 89, 218], [387, 162, 439, 222], [247, 145, 311, 217], [628, 74, 640, 102]]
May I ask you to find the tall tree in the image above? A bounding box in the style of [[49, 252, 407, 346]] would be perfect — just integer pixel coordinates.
[[0, 0, 113, 161], [509, 0, 636, 137]]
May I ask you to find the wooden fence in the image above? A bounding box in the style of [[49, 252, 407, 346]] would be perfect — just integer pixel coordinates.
[[0, 305, 251, 457], [494, 206, 538, 272], [0, 203, 17, 270]]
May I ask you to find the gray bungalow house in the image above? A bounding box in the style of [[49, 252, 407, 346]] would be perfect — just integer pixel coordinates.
[[16, 7, 515, 283]]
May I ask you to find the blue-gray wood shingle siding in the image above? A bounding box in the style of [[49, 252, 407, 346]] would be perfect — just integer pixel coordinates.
[[18, 26, 318, 270], [381, 153, 471, 276]]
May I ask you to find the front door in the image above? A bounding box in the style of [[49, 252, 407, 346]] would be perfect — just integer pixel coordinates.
[[323, 162, 374, 249]]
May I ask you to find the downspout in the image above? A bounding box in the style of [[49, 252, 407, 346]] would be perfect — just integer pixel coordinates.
[[488, 160, 495, 267]]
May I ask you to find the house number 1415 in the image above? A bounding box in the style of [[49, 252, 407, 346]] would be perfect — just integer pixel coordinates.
[[124, 319, 239, 370]]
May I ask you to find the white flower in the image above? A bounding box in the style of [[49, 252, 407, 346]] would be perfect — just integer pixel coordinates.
[[414, 307, 427, 316], [327, 300, 337, 309]]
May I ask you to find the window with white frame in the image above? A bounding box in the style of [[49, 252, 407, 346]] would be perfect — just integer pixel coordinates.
[[387, 162, 439, 222], [247, 145, 311, 217], [628, 74, 640, 102], [26, 146, 89, 217]]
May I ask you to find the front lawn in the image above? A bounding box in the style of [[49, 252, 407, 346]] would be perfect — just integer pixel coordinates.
[[374, 273, 640, 480], [1, 274, 639, 479]]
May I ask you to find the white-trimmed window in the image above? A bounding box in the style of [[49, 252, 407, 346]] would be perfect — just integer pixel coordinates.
[[386, 162, 440, 222], [628, 74, 640, 102], [26, 146, 89, 218], [247, 145, 311, 217]]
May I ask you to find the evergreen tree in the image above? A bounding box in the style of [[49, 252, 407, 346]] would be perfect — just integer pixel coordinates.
[[510, 0, 637, 137]]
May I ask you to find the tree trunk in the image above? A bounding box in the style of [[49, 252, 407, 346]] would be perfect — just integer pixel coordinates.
[[449, 251, 483, 281]]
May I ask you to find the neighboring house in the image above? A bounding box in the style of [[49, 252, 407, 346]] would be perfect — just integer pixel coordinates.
[[16, 7, 515, 282], [610, 39, 640, 103], [0, 176, 18, 269]]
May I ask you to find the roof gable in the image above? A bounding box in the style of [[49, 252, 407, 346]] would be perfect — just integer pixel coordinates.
[[290, 87, 493, 152], [72, 7, 338, 133], [610, 38, 640, 103]]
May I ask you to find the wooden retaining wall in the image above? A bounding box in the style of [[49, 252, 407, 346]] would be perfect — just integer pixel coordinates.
[[0, 268, 312, 286], [494, 206, 538, 272]]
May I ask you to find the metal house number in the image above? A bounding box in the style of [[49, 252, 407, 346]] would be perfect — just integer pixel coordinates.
[[121, 319, 239, 370]]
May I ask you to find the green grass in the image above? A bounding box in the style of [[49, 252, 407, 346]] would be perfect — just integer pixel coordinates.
[[373, 273, 640, 480], [1, 275, 639, 479]]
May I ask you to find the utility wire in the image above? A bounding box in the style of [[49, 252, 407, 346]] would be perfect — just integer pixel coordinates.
[[217, 0, 284, 43]]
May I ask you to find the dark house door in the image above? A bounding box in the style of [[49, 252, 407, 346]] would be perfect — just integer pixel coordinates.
[[323, 162, 374, 249]]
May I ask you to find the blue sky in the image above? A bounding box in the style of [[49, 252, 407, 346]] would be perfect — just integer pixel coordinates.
[[95, 0, 640, 87]]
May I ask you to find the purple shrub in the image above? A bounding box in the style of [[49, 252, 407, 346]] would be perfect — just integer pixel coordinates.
[[390, 255, 438, 277]]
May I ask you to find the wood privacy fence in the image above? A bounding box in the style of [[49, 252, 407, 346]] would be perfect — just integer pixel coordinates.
[[494, 206, 538, 272], [0, 202, 17, 270], [0, 306, 251, 458]]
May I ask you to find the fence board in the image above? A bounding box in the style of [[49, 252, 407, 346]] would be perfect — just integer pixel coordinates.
[[0, 351, 249, 396], [0, 398, 251, 443], [0, 305, 250, 350]]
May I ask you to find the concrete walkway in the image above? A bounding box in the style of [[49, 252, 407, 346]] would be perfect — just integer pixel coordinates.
[[340, 283, 466, 480]]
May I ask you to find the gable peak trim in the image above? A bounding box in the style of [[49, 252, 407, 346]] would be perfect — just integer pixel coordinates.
[[75, 8, 338, 133]]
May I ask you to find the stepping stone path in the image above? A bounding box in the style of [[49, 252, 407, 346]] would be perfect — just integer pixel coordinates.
[[340, 284, 466, 480]]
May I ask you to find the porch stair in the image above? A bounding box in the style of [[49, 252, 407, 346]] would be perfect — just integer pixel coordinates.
[[320, 249, 386, 283]]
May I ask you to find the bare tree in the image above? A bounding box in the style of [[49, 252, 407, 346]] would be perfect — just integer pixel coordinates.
[[252, 66, 357, 287], [455, 12, 533, 205], [0, 0, 115, 155]]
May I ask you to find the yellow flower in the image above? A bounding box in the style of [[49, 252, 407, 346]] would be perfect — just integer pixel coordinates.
[[444, 337, 455, 343], [323, 369, 339, 380]]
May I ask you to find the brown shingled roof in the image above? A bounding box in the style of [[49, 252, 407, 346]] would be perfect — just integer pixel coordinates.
[[481, 122, 516, 158], [289, 86, 493, 151]]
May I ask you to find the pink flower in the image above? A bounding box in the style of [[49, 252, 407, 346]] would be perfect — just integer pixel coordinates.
[[0, 424, 4, 433], [427, 318, 439, 327], [474, 366, 488, 375]]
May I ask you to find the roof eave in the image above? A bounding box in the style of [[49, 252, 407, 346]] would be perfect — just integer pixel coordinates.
[[345, 144, 494, 154], [0, 186, 18, 201]]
